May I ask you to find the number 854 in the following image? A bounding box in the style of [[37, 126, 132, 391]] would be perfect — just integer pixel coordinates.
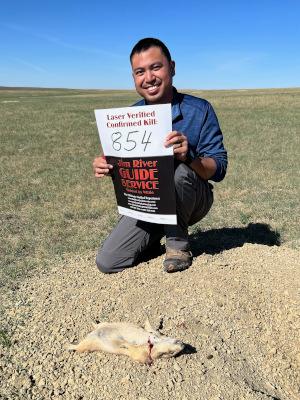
[[111, 130, 152, 152]]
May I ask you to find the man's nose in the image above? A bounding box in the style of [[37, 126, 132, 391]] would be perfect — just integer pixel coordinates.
[[145, 69, 155, 83]]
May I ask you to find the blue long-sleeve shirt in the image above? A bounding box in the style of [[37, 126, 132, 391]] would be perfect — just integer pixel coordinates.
[[133, 88, 227, 182]]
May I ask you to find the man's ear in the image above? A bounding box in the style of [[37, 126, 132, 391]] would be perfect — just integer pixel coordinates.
[[170, 60, 175, 77]]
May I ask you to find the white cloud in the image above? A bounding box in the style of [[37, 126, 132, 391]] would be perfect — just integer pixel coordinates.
[[2, 22, 121, 59], [8, 56, 50, 74]]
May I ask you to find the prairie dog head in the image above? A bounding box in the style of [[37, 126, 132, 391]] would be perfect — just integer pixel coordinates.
[[150, 339, 184, 359]]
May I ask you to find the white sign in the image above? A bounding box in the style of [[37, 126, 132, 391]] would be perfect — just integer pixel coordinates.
[[95, 104, 177, 225]]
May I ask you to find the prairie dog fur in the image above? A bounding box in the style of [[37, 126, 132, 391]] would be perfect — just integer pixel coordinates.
[[66, 318, 184, 364]]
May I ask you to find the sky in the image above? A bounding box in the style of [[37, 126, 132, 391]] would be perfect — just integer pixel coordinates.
[[1, 0, 300, 90]]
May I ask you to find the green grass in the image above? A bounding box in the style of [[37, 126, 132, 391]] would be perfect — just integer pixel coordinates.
[[0, 87, 299, 285], [193, 88, 299, 247], [0, 328, 11, 348]]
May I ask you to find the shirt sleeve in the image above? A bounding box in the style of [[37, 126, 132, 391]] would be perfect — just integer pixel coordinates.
[[196, 102, 227, 182]]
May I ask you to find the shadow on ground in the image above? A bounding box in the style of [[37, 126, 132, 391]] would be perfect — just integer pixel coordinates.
[[189, 223, 281, 257], [135, 223, 280, 263]]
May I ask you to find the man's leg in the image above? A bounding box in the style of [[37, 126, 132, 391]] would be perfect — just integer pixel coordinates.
[[163, 162, 213, 272], [97, 162, 213, 274], [96, 216, 164, 274]]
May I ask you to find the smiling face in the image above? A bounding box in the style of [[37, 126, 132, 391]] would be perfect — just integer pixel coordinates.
[[131, 46, 175, 105]]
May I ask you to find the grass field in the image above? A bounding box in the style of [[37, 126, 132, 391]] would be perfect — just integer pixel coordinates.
[[0, 87, 299, 286]]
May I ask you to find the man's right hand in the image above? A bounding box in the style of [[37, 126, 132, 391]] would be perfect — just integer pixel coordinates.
[[93, 156, 113, 178]]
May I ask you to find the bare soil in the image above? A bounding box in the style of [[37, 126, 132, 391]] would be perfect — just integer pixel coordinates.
[[1, 243, 299, 399]]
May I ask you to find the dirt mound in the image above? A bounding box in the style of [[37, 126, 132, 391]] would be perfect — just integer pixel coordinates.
[[1, 243, 299, 399]]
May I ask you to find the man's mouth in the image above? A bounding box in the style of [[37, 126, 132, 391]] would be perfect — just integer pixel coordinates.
[[146, 85, 159, 92]]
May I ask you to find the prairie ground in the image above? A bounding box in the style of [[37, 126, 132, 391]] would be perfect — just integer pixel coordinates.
[[0, 88, 299, 399]]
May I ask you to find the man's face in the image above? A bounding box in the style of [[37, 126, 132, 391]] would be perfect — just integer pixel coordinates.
[[131, 46, 175, 105]]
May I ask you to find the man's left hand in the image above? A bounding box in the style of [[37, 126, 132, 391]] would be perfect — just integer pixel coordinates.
[[164, 131, 188, 162]]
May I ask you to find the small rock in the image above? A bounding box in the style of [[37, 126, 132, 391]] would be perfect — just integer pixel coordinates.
[[37, 378, 46, 387], [173, 362, 181, 371], [167, 378, 174, 387]]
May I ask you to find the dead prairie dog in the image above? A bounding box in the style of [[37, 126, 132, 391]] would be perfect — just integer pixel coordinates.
[[66, 318, 184, 364]]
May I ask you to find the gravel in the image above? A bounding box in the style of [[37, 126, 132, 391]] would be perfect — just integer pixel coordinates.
[[1, 243, 299, 399]]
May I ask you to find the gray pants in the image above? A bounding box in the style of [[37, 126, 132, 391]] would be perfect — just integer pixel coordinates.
[[96, 161, 213, 273]]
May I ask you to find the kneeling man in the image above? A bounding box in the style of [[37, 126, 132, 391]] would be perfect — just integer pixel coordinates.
[[93, 38, 227, 273]]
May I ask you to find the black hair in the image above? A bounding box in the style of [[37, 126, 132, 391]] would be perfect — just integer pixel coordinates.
[[130, 38, 172, 64]]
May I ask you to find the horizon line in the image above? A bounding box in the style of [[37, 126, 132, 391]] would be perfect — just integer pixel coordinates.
[[1, 86, 299, 92]]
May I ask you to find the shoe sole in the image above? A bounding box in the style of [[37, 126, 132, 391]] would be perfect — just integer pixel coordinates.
[[163, 258, 192, 273]]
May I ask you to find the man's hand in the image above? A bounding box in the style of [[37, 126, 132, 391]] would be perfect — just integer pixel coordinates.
[[93, 156, 113, 178], [164, 131, 188, 162]]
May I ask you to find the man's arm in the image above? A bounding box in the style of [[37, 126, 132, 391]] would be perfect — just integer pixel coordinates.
[[185, 156, 216, 180], [164, 130, 216, 180]]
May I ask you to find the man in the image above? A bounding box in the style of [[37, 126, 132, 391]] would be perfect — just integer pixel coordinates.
[[93, 38, 227, 274]]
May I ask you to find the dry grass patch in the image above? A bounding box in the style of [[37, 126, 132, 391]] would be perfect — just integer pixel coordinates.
[[0, 87, 299, 286]]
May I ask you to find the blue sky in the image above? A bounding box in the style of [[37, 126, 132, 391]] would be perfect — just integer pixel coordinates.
[[1, 0, 300, 90]]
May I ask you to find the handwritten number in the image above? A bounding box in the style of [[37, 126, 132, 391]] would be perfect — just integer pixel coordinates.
[[142, 131, 152, 151], [111, 132, 122, 151], [124, 131, 138, 151], [111, 130, 152, 152]]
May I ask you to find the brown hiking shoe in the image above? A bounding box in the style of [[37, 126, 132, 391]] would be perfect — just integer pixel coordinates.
[[164, 248, 193, 273]]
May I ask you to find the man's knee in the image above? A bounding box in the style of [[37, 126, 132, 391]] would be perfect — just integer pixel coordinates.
[[173, 162, 198, 205], [96, 251, 115, 274], [174, 162, 197, 187], [96, 249, 135, 274]]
